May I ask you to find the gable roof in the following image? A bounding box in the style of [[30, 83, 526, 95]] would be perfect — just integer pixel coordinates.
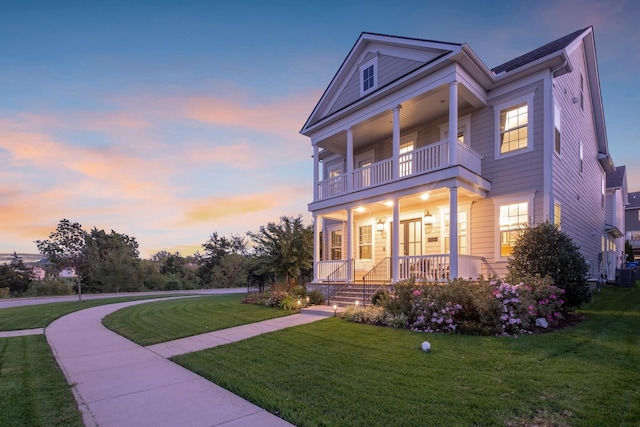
[[492, 28, 589, 74], [300, 32, 464, 134], [627, 192, 640, 209], [607, 165, 626, 188]]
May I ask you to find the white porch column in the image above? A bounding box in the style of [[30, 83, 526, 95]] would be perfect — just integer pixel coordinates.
[[392, 105, 401, 180], [449, 186, 459, 279], [313, 214, 321, 281], [346, 128, 353, 192], [313, 144, 319, 200], [346, 208, 353, 282], [448, 81, 458, 165], [392, 198, 400, 282]]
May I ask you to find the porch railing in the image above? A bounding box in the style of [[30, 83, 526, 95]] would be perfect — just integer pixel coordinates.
[[362, 257, 391, 305], [326, 259, 354, 284], [318, 139, 482, 200], [398, 254, 483, 281]]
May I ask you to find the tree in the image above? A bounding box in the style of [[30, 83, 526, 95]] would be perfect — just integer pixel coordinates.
[[197, 233, 247, 287], [35, 219, 86, 301], [0, 253, 34, 295], [247, 215, 313, 285], [625, 240, 635, 263], [506, 221, 591, 311], [79, 228, 141, 293]]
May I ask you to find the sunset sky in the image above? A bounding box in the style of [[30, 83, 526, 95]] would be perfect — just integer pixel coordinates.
[[1, 0, 639, 258]]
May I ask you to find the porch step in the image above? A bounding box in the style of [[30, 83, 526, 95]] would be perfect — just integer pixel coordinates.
[[329, 283, 389, 308]]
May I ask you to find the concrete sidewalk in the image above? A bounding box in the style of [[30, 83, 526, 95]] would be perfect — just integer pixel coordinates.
[[45, 300, 334, 427]]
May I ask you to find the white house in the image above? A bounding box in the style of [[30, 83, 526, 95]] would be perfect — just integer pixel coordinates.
[[300, 28, 617, 303]]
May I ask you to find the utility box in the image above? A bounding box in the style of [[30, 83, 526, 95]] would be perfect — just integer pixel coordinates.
[[616, 268, 636, 287]]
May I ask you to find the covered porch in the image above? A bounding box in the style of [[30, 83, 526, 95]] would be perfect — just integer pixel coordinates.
[[312, 184, 487, 287]]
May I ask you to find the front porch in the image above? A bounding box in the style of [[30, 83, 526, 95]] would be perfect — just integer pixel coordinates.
[[312, 254, 483, 306]]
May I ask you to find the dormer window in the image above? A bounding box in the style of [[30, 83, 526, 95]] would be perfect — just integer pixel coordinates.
[[359, 56, 378, 97]]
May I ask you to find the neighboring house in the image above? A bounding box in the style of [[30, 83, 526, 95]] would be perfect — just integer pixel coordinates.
[[605, 166, 628, 279], [59, 267, 77, 278], [32, 266, 46, 280], [301, 27, 617, 298], [625, 191, 640, 260]]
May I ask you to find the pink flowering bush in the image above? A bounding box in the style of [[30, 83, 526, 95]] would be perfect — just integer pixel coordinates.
[[410, 288, 462, 333], [345, 277, 566, 336]]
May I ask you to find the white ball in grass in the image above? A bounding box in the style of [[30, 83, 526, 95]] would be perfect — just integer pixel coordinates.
[[421, 341, 431, 352]]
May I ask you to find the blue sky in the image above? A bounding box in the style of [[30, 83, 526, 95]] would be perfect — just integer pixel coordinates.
[[1, 0, 638, 257]]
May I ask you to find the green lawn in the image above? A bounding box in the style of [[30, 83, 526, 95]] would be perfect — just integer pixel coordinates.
[[102, 294, 293, 345], [173, 286, 640, 427], [0, 335, 83, 427], [0, 294, 183, 331]]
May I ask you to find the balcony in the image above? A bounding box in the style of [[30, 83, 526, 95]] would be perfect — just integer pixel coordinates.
[[317, 140, 482, 201]]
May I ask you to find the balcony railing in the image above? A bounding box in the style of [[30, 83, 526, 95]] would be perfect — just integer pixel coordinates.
[[318, 140, 482, 200]]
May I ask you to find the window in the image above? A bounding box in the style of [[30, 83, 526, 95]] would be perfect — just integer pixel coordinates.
[[601, 176, 605, 207], [554, 104, 561, 155], [554, 202, 561, 230], [495, 93, 534, 158], [358, 225, 372, 259], [359, 56, 378, 96], [499, 201, 529, 258], [330, 230, 342, 260], [443, 211, 468, 255], [579, 141, 583, 173], [363, 65, 374, 92], [580, 73, 584, 111], [500, 103, 528, 154]]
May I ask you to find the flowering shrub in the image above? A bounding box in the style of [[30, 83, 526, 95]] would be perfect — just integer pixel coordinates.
[[517, 276, 564, 326], [491, 281, 529, 335], [367, 277, 567, 336], [410, 288, 462, 333]]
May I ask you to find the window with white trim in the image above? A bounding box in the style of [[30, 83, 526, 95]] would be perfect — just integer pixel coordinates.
[[554, 103, 561, 156], [495, 93, 534, 158], [359, 56, 378, 97], [498, 201, 529, 258], [443, 210, 468, 255], [358, 225, 372, 259], [330, 230, 342, 260], [554, 202, 561, 230]]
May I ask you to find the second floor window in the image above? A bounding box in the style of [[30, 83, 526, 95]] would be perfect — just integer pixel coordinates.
[[500, 102, 528, 154]]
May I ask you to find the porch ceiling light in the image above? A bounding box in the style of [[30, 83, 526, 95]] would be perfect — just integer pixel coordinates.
[[424, 211, 433, 234], [376, 219, 385, 232], [355, 206, 366, 213]]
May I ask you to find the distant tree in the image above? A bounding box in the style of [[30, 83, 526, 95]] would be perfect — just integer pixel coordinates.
[[0, 253, 34, 295], [247, 215, 313, 285], [197, 233, 247, 287], [80, 228, 141, 293], [507, 221, 590, 311], [625, 240, 635, 263], [35, 219, 86, 300]]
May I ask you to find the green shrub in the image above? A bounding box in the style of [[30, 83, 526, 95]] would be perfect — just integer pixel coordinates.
[[507, 221, 590, 311], [371, 288, 391, 306], [25, 278, 73, 296], [0, 287, 10, 299], [306, 289, 324, 305], [343, 305, 386, 325]]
